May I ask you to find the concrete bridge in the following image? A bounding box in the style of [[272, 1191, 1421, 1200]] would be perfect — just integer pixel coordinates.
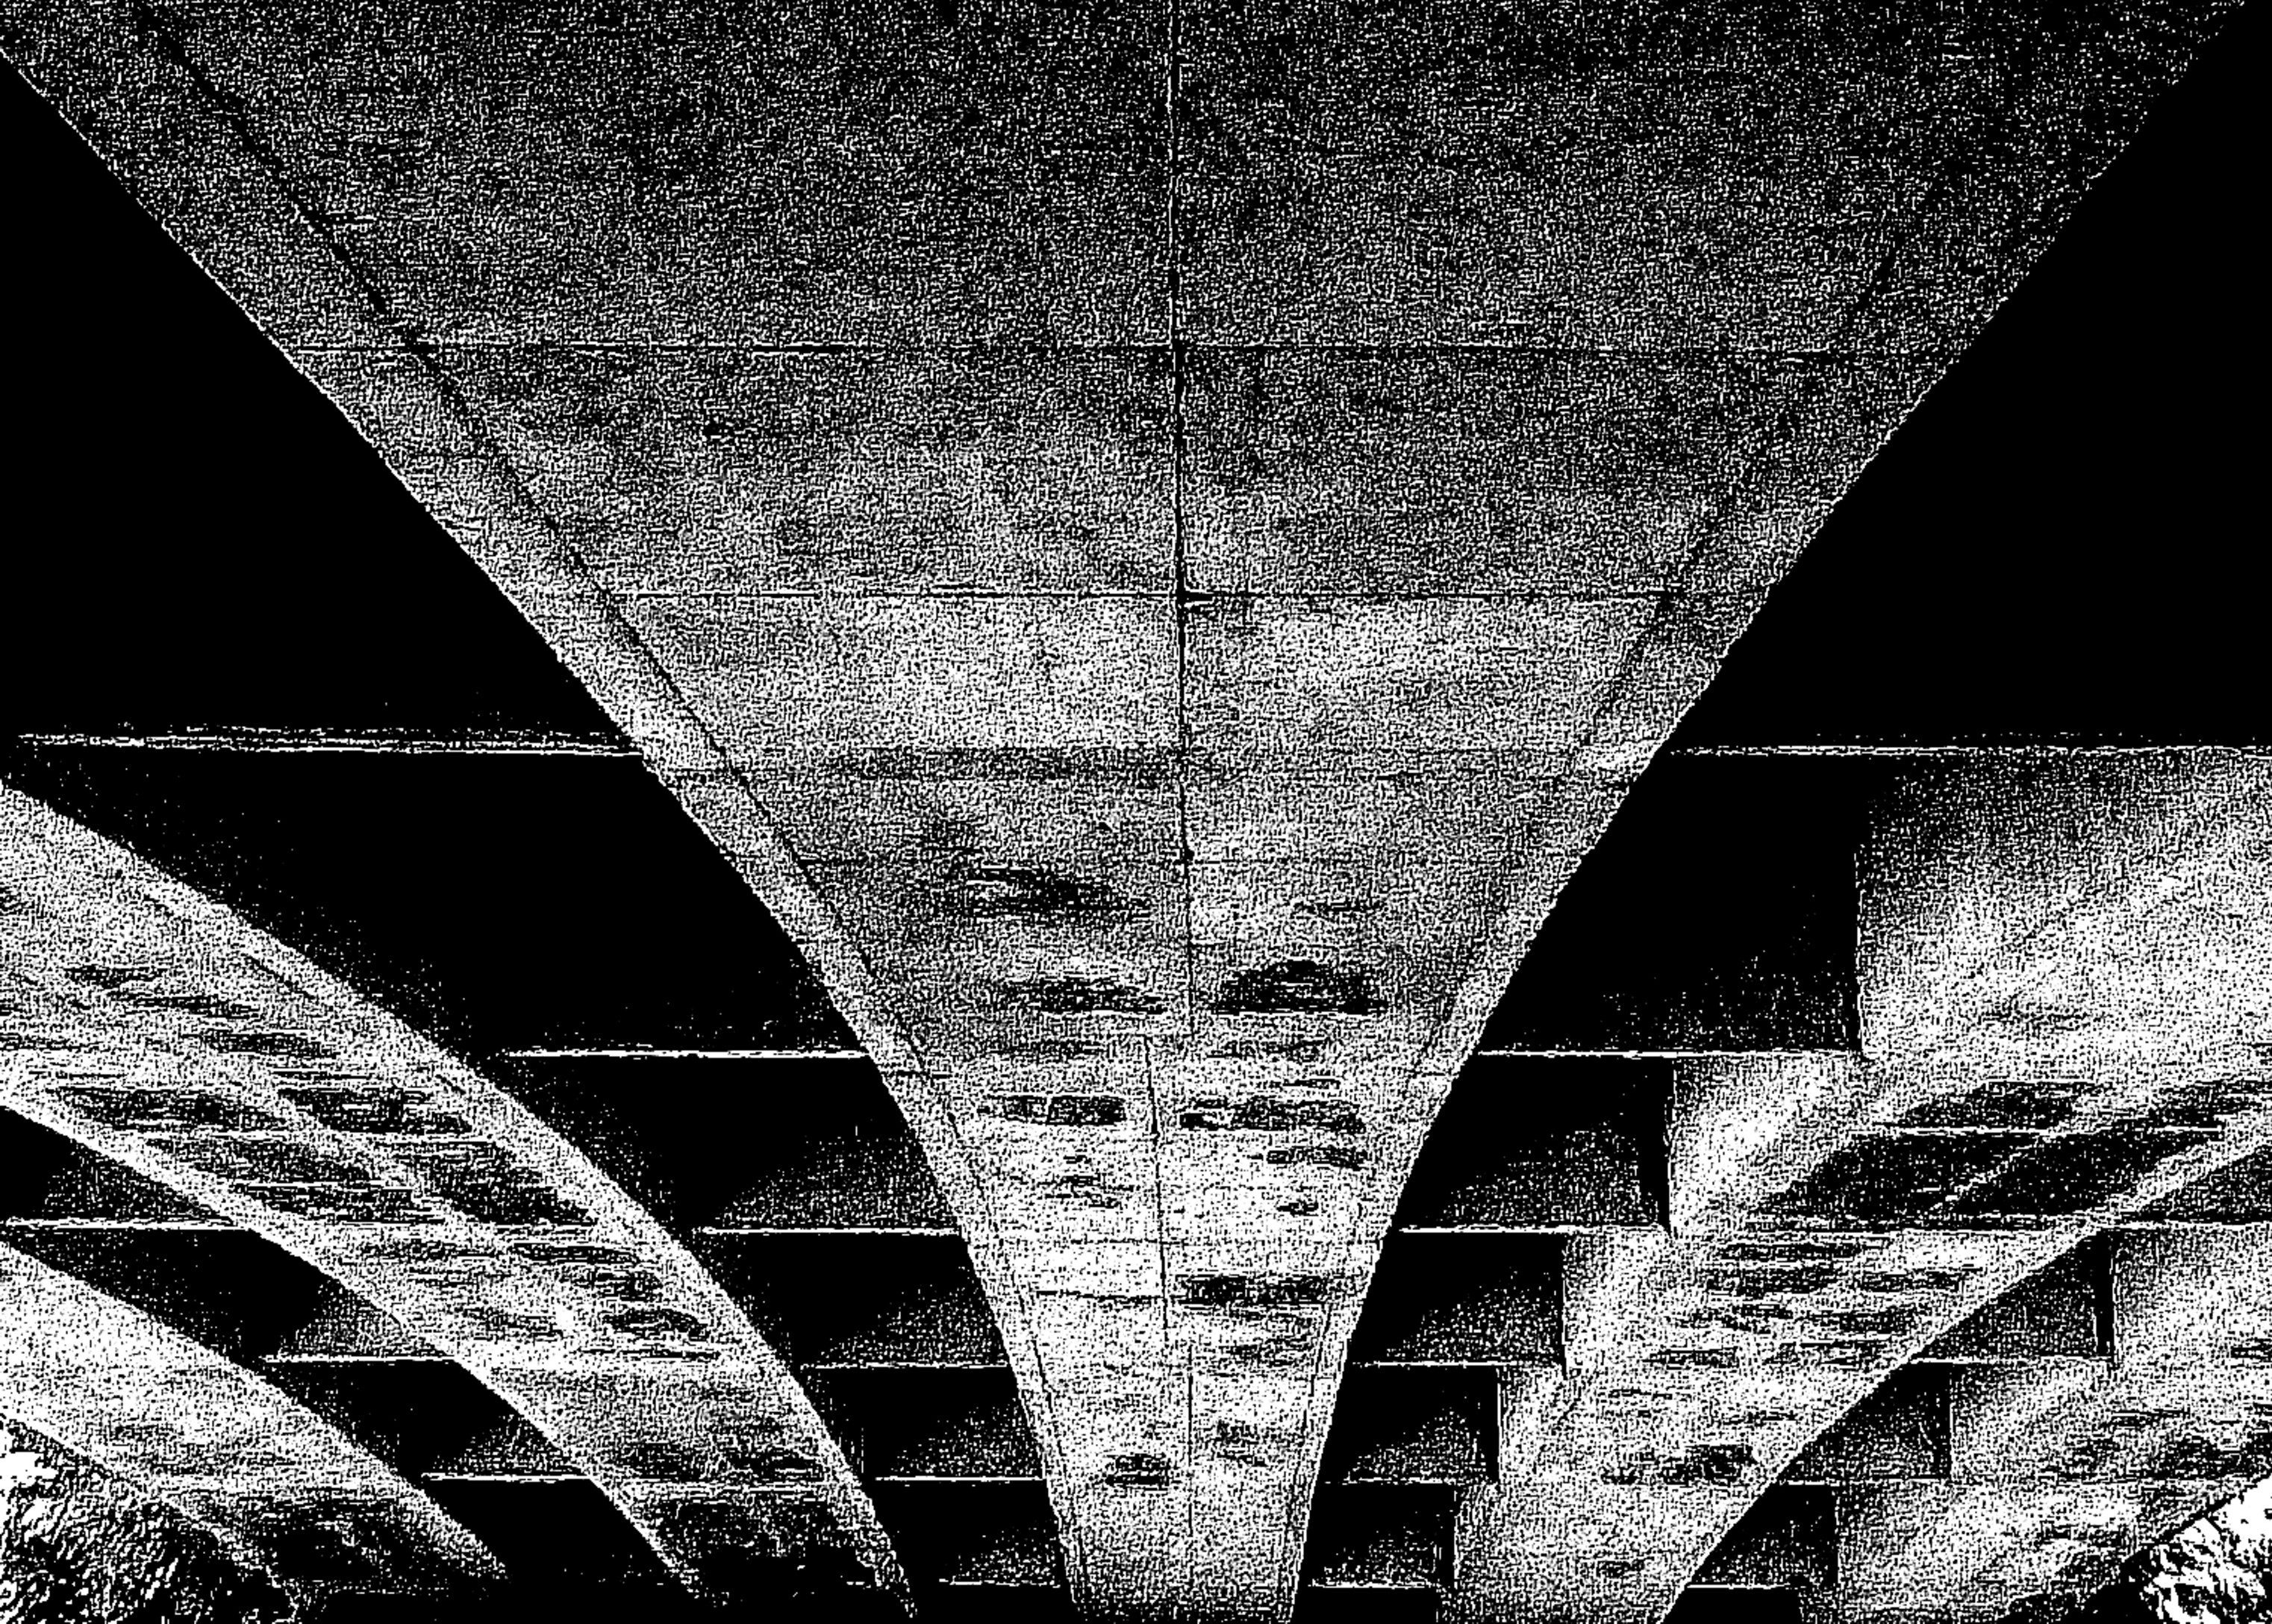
[[0, 1, 2264, 1618]]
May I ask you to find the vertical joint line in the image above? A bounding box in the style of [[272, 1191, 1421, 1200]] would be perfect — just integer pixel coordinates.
[[1146, 1038, 1171, 1343], [1184, 1349, 1197, 1617], [1167, 0, 1197, 1048]]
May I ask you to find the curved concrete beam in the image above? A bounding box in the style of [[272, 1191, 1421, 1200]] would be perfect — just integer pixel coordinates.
[[0, 1239, 500, 1610], [1667, 1218, 2272, 1616], [1454, 754, 2272, 1620], [1827, 1225, 2272, 1619], [0, 786, 905, 1611], [0, 2, 2243, 1617]]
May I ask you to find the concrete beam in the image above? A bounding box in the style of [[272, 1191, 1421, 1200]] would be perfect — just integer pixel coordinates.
[[0, 786, 905, 1612], [0, 1100, 695, 1604], [0, 1239, 501, 1613], [1691, 1223, 2272, 1621], [1449, 754, 2272, 1621]]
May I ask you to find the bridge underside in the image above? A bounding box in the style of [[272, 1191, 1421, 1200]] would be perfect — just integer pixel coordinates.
[[0, 0, 2262, 1620]]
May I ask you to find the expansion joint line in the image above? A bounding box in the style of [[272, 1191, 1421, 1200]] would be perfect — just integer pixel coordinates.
[[1164, 1, 1200, 1615], [1166, 0, 1199, 1055]]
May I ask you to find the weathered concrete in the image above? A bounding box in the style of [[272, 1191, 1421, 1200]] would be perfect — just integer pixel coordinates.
[[0, 1239, 500, 1610], [0, 0, 2244, 1614], [1671, 1220, 2272, 1619], [1451, 754, 2272, 1620], [0, 785, 904, 1611]]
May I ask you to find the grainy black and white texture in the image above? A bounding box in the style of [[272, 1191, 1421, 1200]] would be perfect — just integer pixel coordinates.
[[0, 1, 2265, 1620]]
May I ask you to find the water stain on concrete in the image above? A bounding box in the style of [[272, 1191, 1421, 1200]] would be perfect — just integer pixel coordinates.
[[614, 1439, 707, 1482], [605, 1306, 714, 1343], [995, 975, 1167, 1016], [1179, 1272, 1334, 1310], [279, 1084, 472, 1137], [1700, 1263, 1841, 1299], [65, 964, 165, 992], [1182, 1095, 1364, 1133], [393, 1142, 595, 1228], [54, 1085, 286, 1132], [513, 1240, 641, 1268], [837, 748, 1174, 787], [1217, 1041, 1330, 1066], [935, 861, 1139, 925], [196, 1028, 340, 1062], [1852, 1264, 1976, 1296], [1900, 1078, 2082, 1131], [1806, 1305, 1922, 1339], [1714, 1239, 1874, 1263], [1267, 1143, 1366, 1169], [1101, 1451, 1176, 1487], [244, 1183, 437, 1223], [1605, 1440, 1756, 1487], [1213, 1420, 1279, 1466], [1767, 1339, 1888, 1370], [558, 1265, 669, 1302], [986, 1093, 1129, 1126], [996, 1037, 1107, 1061], [1040, 1170, 1128, 1209], [114, 989, 264, 1022], [153, 1134, 375, 1184], [1648, 1347, 1743, 1369], [728, 1446, 824, 1485], [1211, 959, 1384, 1016], [1682, 1304, 1794, 1337]]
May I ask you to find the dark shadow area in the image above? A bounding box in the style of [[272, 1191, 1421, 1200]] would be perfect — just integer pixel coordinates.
[[1668, 1, 2267, 749], [0, 64, 610, 741], [1482, 758, 1871, 1053], [0, 746, 854, 1057]]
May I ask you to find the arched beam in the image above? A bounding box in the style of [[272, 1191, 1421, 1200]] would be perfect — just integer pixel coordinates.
[[0, 1102, 718, 1607], [0, 784, 905, 1612], [1830, 1225, 2272, 1620], [1670, 1217, 2272, 1617], [0, 1238, 501, 1611], [1450, 753, 2272, 1620]]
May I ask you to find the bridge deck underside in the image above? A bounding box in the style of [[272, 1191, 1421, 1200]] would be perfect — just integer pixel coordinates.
[[0, 0, 2252, 1617]]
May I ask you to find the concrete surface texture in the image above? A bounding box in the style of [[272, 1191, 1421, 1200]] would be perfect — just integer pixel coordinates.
[[0, 0, 2259, 1619], [0, 785, 903, 1611]]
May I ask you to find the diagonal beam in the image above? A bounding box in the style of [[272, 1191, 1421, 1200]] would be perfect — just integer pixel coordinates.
[[0, 784, 906, 1614]]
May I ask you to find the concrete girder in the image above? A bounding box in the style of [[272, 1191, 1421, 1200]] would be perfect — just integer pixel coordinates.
[[1840, 1230, 2272, 1619], [1671, 1222, 2272, 1620], [0, 1238, 502, 1612], [0, 1102, 718, 1604], [0, 786, 906, 1611], [0, 1, 2244, 1615], [1450, 754, 2272, 1620]]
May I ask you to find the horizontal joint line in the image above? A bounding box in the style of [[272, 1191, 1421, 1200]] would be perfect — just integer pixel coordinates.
[[1669, 744, 2272, 758], [495, 1048, 867, 1061], [420, 1472, 590, 1484], [7, 731, 631, 757], [695, 1226, 958, 1237], [0, 1217, 241, 1232]]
